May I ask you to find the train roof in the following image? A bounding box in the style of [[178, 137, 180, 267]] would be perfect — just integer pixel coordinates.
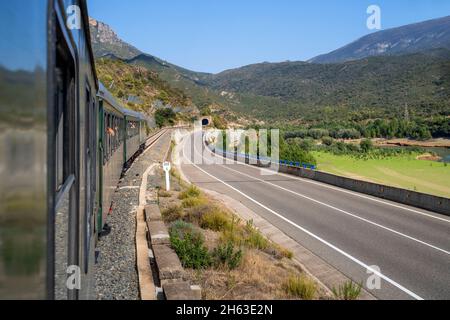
[[98, 82, 126, 114], [98, 82, 147, 121], [122, 108, 146, 121]]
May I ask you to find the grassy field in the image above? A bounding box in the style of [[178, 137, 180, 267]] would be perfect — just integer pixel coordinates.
[[311, 151, 450, 199]]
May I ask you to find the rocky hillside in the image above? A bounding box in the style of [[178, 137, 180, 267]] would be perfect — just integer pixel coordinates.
[[310, 15, 450, 64], [89, 18, 141, 59], [89, 18, 242, 124], [96, 58, 197, 117]]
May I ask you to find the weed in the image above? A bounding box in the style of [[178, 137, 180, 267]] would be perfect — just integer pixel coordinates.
[[212, 242, 243, 270], [182, 197, 207, 208], [170, 220, 196, 238], [245, 220, 269, 250], [200, 210, 231, 232], [161, 205, 184, 223], [332, 281, 362, 300], [265, 244, 294, 260], [179, 185, 201, 200], [169, 221, 211, 269], [158, 190, 172, 198], [283, 275, 317, 300]]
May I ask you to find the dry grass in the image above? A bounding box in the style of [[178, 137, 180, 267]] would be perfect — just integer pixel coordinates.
[[182, 197, 207, 208], [190, 250, 315, 300], [158, 167, 327, 300], [283, 275, 317, 300], [161, 205, 184, 223], [158, 190, 172, 198]]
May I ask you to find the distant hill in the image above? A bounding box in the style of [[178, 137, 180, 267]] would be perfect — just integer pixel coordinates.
[[310, 15, 450, 64], [206, 49, 450, 121], [89, 16, 450, 124]]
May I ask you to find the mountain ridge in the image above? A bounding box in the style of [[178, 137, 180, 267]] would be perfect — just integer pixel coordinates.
[[309, 15, 450, 64], [89, 16, 450, 124]]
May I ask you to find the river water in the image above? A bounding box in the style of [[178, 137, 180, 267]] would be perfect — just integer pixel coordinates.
[[381, 146, 450, 163]]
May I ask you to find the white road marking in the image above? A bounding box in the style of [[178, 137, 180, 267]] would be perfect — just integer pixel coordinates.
[[183, 144, 424, 300], [200, 136, 450, 223], [221, 164, 450, 255], [195, 140, 450, 255]]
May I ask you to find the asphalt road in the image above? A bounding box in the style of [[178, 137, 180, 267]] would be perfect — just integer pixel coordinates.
[[178, 130, 450, 300]]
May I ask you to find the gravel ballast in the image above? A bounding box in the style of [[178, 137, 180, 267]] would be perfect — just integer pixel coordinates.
[[95, 132, 172, 300]]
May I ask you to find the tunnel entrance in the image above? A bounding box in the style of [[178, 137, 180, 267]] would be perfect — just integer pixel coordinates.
[[201, 118, 210, 126]]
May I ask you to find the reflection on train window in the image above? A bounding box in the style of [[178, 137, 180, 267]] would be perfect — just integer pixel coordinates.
[[55, 74, 64, 189]]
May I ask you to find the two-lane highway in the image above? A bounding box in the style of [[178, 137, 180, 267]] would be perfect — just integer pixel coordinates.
[[178, 130, 450, 300]]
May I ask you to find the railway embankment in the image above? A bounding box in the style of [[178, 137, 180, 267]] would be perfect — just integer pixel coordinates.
[[94, 131, 172, 300]]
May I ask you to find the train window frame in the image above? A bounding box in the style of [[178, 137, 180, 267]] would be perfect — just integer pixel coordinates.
[[50, 9, 79, 300]]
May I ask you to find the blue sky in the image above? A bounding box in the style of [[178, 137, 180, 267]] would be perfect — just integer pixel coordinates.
[[88, 0, 450, 73]]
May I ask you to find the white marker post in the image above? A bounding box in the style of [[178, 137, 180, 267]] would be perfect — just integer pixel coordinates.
[[163, 161, 171, 191]]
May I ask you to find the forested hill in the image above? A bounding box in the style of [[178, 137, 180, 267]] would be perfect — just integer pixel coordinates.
[[89, 16, 450, 126], [204, 49, 450, 121]]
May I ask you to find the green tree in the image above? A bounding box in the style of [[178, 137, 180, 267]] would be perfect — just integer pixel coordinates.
[[360, 139, 373, 153], [155, 108, 176, 127]]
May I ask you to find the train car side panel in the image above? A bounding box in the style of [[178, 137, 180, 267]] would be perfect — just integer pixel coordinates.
[[0, 1, 49, 299]]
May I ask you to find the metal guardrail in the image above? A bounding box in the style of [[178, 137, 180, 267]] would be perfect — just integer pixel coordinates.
[[208, 143, 450, 216], [210, 145, 317, 170]]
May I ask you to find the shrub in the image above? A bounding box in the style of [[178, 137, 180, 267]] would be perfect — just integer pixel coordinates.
[[212, 242, 243, 270], [184, 204, 214, 224], [170, 220, 196, 237], [162, 205, 184, 223], [283, 275, 317, 300], [182, 197, 207, 208], [158, 190, 172, 198], [332, 281, 362, 300], [322, 136, 334, 146], [200, 210, 231, 232], [360, 139, 373, 153], [169, 221, 211, 269], [244, 221, 269, 250], [179, 185, 201, 200], [220, 216, 245, 245], [299, 138, 315, 152], [155, 108, 176, 127]]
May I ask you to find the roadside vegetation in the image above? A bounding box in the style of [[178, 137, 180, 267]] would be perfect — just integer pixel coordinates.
[[157, 169, 330, 300], [281, 117, 449, 142], [283, 134, 450, 198], [332, 281, 363, 300]]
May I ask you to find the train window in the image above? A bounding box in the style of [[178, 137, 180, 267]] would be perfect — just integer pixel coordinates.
[[103, 114, 107, 164], [107, 114, 111, 159], [55, 70, 65, 189], [114, 117, 117, 150], [53, 37, 76, 192], [53, 21, 77, 300]]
